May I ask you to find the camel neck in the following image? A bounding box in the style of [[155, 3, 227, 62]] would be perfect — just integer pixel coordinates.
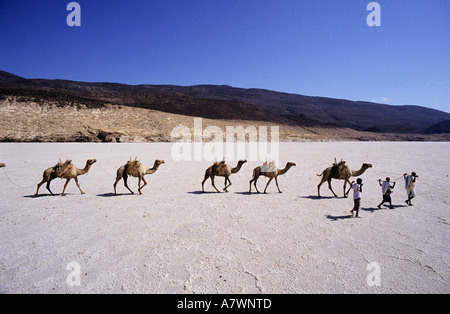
[[77, 163, 91, 175], [147, 162, 160, 174], [231, 161, 244, 174], [352, 166, 367, 177], [278, 163, 292, 175]]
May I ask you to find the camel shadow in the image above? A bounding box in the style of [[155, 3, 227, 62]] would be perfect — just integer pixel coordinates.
[[25, 193, 80, 198], [97, 192, 133, 197], [326, 215, 353, 221], [188, 191, 217, 195], [235, 191, 257, 195], [24, 194, 56, 198]]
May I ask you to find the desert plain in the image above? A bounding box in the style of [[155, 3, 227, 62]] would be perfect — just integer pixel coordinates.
[[0, 142, 448, 293]]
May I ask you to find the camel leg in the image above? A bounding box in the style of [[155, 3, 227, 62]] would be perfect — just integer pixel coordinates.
[[137, 176, 143, 195], [74, 177, 85, 195], [113, 177, 121, 196], [223, 176, 232, 192], [46, 179, 56, 196], [123, 175, 134, 194], [210, 176, 220, 193], [202, 173, 209, 193], [317, 176, 327, 197], [35, 179, 47, 197], [275, 176, 282, 193], [327, 179, 338, 197], [344, 179, 352, 197], [254, 178, 260, 193], [249, 177, 255, 193], [62, 179, 71, 196], [264, 178, 273, 194], [139, 176, 148, 194], [249, 173, 259, 193]]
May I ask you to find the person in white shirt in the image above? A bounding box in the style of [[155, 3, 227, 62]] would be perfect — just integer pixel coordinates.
[[350, 178, 363, 218], [404, 172, 418, 206], [377, 177, 396, 209]]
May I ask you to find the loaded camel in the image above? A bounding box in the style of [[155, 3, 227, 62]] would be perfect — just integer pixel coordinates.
[[34, 159, 72, 197], [249, 161, 296, 194], [114, 158, 165, 195], [317, 159, 372, 198], [202, 159, 247, 193], [34, 159, 97, 197]]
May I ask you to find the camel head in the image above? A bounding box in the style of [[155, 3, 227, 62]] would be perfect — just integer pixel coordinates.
[[363, 163, 372, 169], [87, 159, 97, 166], [0, 163, 5, 168], [238, 159, 248, 165], [155, 159, 165, 166], [287, 162, 296, 167]]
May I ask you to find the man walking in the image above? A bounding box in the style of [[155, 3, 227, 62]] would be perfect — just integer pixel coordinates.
[[404, 172, 418, 206], [350, 178, 363, 218], [377, 178, 396, 209]]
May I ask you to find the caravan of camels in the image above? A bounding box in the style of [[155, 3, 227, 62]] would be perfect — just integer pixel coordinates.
[[0, 157, 376, 198]]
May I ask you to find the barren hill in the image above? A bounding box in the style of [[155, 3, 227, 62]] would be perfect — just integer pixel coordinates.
[[0, 70, 448, 142]]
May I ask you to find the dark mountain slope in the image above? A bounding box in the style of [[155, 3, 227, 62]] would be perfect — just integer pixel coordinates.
[[1, 70, 448, 133]]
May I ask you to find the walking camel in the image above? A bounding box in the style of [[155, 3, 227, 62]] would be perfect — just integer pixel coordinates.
[[34, 159, 97, 197], [34, 159, 72, 197], [317, 159, 372, 198], [60, 159, 97, 196], [249, 161, 296, 194], [113, 158, 165, 195], [202, 159, 247, 193]]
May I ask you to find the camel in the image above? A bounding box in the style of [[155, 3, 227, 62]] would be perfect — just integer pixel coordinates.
[[113, 158, 165, 195], [60, 159, 97, 196], [317, 159, 372, 198], [34, 159, 96, 197], [202, 159, 247, 193], [249, 161, 296, 194], [34, 159, 72, 197]]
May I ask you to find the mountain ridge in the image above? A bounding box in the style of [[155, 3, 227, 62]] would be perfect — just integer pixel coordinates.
[[1, 70, 449, 139]]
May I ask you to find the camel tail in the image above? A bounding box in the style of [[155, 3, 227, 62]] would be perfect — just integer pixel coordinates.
[[316, 170, 326, 177]]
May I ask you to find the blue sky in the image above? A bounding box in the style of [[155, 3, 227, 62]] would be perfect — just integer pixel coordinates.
[[0, 0, 449, 112]]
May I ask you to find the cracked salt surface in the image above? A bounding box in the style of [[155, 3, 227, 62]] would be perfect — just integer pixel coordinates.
[[0, 142, 448, 293]]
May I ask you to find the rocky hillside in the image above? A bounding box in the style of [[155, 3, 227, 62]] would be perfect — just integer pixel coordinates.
[[0, 70, 449, 142]]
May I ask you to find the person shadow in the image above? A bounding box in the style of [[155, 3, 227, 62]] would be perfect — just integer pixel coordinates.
[[302, 195, 341, 200], [326, 214, 353, 221]]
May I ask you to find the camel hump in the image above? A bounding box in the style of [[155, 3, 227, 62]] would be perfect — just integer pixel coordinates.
[[332, 159, 346, 169], [261, 160, 277, 173], [212, 160, 226, 171], [54, 159, 73, 176], [125, 159, 141, 173]]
